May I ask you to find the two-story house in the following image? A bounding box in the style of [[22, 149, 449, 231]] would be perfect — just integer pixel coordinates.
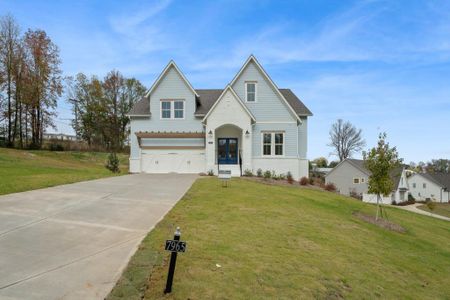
[[127, 55, 312, 179]]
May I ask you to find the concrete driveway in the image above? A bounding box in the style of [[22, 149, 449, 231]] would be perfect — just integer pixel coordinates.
[[0, 174, 197, 300]]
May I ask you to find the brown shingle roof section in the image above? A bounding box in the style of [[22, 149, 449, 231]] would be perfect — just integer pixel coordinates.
[[128, 96, 150, 116], [128, 88, 312, 117], [194, 89, 223, 115], [278, 89, 313, 116]]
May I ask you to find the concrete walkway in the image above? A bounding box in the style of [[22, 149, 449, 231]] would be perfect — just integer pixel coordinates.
[[396, 203, 450, 221], [0, 174, 197, 300]]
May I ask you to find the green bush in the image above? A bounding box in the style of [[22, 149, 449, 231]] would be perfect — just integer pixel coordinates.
[[105, 152, 120, 173], [263, 170, 272, 180], [244, 169, 253, 177], [48, 143, 64, 151], [278, 173, 286, 180], [256, 168, 263, 177], [287, 172, 294, 184], [271, 170, 277, 179], [207, 169, 214, 176]]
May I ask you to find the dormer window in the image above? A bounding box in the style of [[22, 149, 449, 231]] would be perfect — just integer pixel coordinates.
[[160, 100, 184, 119], [245, 82, 257, 102]]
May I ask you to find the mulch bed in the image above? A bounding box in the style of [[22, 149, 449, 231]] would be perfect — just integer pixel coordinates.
[[240, 176, 326, 190], [353, 211, 406, 233]]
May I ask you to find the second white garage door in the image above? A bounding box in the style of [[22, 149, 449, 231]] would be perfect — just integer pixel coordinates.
[[141, 149, 206, 174]]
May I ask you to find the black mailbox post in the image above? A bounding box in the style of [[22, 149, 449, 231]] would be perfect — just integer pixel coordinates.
[[164, 227, 186, 294]]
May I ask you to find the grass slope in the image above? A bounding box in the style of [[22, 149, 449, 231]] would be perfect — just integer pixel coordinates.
[[417, 203, 450, 218], [0, 148, 128, 195], [108, 178, 450, 299]]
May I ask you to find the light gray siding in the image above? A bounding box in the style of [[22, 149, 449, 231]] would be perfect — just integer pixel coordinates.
[[298, 117, 307, 158], [326, 161, 369, 196], [130, 66, 203, 159], [252, 123, 298, 157], [231, 61, 297, 122]]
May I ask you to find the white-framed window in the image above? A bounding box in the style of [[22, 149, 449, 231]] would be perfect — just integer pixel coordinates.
[[413, 183, 416, 188], [353, 178, 360, 184], [361, 178, 365, 183], [262, 132, 284, 156], [423, 183, 426, 188], [160, 100, 184, 119], [245, 82, 257, 102]]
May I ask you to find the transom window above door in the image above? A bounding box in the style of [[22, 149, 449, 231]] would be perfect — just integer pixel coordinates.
[[262, 132, 284, 156], [160, 100, 184, 119], [245, 82, 257, 102]]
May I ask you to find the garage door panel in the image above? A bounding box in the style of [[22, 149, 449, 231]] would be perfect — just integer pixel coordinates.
[[141, 150, 205, 174]]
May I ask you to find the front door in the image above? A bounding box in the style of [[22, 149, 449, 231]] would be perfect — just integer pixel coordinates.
[[217, 138, 238, 164]]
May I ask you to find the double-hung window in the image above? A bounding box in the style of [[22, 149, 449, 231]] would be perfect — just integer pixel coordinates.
[[262, 132, 284, 156], [160, 100, 184, 119], [245, 82, 257, 102]]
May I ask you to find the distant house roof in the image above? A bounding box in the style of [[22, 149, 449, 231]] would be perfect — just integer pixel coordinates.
[[128, 88, 312, 117], [329, 158, 405, 190], [419, 173, 450, 190]]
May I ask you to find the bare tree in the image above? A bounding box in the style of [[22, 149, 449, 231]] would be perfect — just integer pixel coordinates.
[[328, 119, 366, 161]]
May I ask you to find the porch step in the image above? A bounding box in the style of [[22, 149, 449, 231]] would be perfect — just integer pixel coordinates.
[[217, 164, 241, 177]]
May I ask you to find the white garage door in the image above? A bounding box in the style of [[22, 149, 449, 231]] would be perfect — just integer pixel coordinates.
[[141, 149, 206, 174]]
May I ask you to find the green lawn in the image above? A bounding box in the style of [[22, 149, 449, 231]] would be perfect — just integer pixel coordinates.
[[108, 178, 450, 300], [0, 147, 128, 195], [417, 203, 450, 218]]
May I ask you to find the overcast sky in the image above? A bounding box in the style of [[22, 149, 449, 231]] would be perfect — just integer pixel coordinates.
[[1, 0, 449, 163]]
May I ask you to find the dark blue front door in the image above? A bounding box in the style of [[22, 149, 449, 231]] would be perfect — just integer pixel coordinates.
[[218, 138, 238, 164]]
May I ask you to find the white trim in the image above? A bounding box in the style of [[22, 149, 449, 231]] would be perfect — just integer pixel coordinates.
[[229, 55, 301, 123], [145, 60, 199, 98], [160, 99, 185, 120], [202, 85, 256, 123], [127, 114, 151, 117], [353, 177, 360, 184], [255, 121, 297, 124], [261, 131, 285, 157], [245, 81, 257, 102]]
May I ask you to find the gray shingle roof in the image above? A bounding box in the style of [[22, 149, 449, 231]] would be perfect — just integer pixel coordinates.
[[128, 97, 150, 116], [128, 89, 312, 117], [421, 173, 450, 190]]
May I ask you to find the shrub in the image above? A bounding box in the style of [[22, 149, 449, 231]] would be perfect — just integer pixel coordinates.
[[278, 173, 286, 180], [105, 152, 120, 173], [324, 182, 336, 192], [244, 169, 253, 177], [349, 189, 362, 200], [207, 169, 214, 176], [299, 176, 308, 185], [263, 170, 272, 180], [426, 199, 436, 211], [48, 143, 64, 151], [309, 177, 314, 185], [271, 170, 277, 179], [287, 171, 294, 184], [408, 193, 415, 202], [256, 168, 263, 177]]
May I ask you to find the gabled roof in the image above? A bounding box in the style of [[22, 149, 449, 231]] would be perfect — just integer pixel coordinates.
[[229, 55, 303, 122], [417, 173, 450, 190], [202, 85, 256, 123], [193, 88, 312, 116], [145, 60, 199, 98]]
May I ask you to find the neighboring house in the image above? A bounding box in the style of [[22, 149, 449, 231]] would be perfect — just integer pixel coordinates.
[[127, 55, 312, 178], [325, 158, 409, 204], [43, 133, 78, 141], [408, 173, 450, 203]]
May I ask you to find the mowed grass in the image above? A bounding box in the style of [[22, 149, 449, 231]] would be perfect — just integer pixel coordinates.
[[417, 203, 450, 218], [108, 178, 450, 300], [0, 147, 128, 195]]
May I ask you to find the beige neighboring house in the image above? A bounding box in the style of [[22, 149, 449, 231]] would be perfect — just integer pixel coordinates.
[[408, 173, 450, 203], [325, 158, 409, 205]]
